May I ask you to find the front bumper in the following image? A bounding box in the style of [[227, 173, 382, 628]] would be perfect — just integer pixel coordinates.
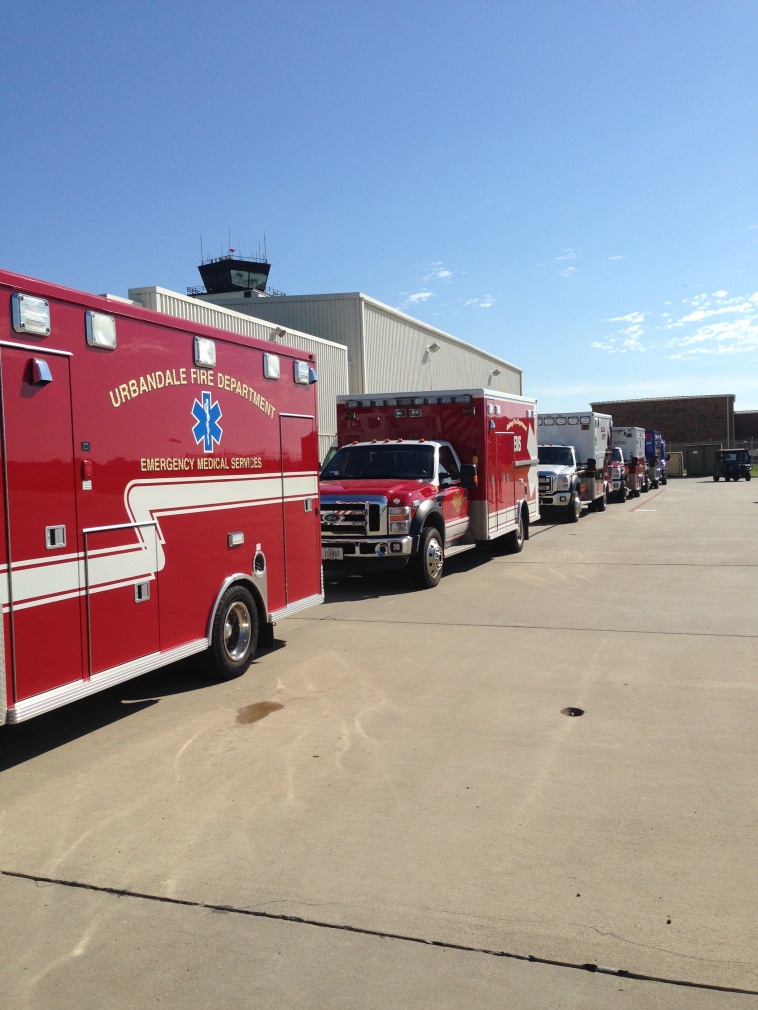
[[321, 535, 415, 562], [539, 493, 572, 507]]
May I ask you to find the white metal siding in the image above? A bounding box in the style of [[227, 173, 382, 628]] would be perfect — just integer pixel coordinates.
[[128, 286, 348, 462], [362, 301, 521, 395], [213, 293, 366, 394], [205, 292, 522, 398]]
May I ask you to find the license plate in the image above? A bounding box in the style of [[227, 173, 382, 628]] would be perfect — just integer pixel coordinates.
[[322, 547, 343, 561]]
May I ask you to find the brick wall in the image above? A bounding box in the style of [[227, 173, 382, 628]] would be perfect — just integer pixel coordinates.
[[590, 395, 734, 444], [735, 411, 758, 440]]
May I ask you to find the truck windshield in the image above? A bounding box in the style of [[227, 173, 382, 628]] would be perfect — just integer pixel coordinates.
[[538, 446, 575, 466], [321, 444, 436, 481], [611, 447, 624, 463]]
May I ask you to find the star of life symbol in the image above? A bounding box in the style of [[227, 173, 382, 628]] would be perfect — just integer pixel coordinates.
[[191, 391, 223, 452]]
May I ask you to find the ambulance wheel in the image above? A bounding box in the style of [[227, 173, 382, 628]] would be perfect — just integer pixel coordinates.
[[652, 478, 659, 489], [504, 508, 526, 553], [747, 474, 752, 481], [410, 527, 444, 588], [594, 491, 607, 512], [713, 475, 719, 481], [566, 492, 581, 523], [210, 585, 259, 680]]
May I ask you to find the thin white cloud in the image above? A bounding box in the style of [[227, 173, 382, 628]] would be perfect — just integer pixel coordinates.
[[424, 262, 452, 281], [560, 265, 576, 278], [595, 288, 758, 360], [464, 295, 496, 309], [406, 291, 434, 304], [606, 311, 646, 325], [609, 255, 623, 261], [557, 248, 580, 261], [666, 315, 758, 358], [666, 292, 758, 328]]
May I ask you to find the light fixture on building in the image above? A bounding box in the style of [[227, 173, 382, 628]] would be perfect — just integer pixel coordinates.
[[426, 341, 441, 353], [271, 326, 286, 342], [490, 367, 501, 377]]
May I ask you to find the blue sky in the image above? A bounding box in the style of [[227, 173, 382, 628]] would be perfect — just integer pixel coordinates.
[[2, 0, 757, 410]]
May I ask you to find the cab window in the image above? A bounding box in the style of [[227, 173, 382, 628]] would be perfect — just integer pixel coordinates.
[[438, 446, 461, 485]]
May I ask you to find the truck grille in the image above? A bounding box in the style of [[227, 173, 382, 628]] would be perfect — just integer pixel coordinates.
[[538, 475, 554, 495], [321, 500, 383, 537]]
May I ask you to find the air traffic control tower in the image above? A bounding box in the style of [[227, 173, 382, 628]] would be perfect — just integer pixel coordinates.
[[188, 250, 272, 298]]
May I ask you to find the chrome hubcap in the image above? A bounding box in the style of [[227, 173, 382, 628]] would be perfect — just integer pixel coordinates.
[[426, 538, 443, 578], [224, 602, 252, 661]]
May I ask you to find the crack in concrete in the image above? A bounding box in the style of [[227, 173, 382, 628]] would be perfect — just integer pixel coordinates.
[[4, 870, 757, 996], [299, 614, 758, 639]]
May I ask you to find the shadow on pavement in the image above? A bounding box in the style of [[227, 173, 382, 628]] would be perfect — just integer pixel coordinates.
[[0, 642, 285, 770], [321, 530, 565, 604]]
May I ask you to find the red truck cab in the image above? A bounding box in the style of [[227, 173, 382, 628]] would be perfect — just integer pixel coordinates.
[[320, 438, 476, 587]]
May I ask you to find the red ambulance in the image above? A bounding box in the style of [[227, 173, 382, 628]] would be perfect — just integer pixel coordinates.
[[0, 269, 322, 725], [320, 389, 539, 587]]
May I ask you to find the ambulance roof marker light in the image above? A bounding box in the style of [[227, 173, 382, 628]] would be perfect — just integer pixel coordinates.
[[86, 310, 117, 349], [194, 335, 215, 367], [12, 292, 51, 336]]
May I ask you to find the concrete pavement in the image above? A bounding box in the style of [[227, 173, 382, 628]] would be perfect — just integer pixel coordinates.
[[1, 476, 757, 1007]]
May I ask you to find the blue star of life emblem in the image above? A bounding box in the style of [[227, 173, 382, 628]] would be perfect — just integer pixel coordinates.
[[191, 391, 223, 452]]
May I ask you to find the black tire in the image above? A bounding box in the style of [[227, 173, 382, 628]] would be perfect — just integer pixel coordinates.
[[504, 507, 526, 553], [210, 585, 259, 680], [566, 491, 581, 523], [594, 490, 607, 512], [747, 474, 752, 481], [410, 527, 444, 588], [641, 480, 649, 493], [713, 475, 719, 482], [615, 484, 627, 503], [652, 478, 659, 489]]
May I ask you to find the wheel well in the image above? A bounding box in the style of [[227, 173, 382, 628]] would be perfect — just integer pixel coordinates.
[[425, 514, 445, 542], [207, 575, 267, 643]]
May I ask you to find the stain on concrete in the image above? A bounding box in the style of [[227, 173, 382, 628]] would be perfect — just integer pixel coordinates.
[[236, 701, 284, 725]]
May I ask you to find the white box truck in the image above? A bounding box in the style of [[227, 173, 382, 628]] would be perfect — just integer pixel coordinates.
[[537, 411, 612, 522]]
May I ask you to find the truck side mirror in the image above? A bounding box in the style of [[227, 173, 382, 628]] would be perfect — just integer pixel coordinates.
[[460, 463, 477, 488], [586, 457, 596, 472]]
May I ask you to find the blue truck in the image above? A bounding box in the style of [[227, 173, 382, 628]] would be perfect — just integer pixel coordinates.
[[644, 430, 668, 488]]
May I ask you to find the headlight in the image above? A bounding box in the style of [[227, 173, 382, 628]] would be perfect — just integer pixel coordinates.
[[389, 506, 411, 534], [556, 476, 571, 491]]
